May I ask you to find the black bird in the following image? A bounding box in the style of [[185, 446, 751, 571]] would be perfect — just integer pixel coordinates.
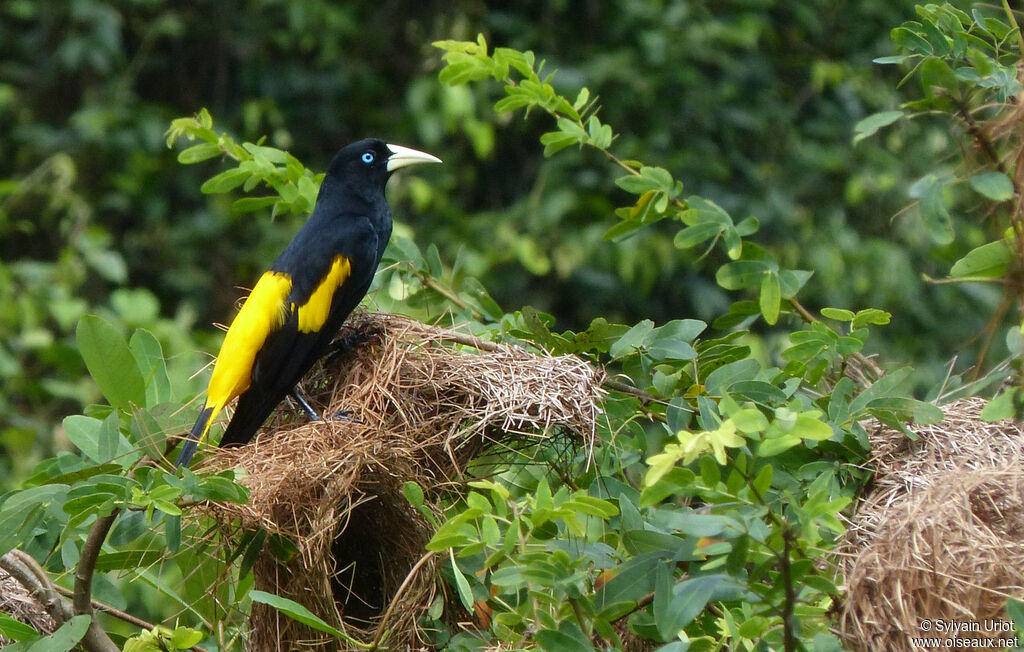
[[175, 139, 440, 467]]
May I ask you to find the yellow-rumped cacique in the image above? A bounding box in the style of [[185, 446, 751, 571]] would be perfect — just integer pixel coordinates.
[[175, 139, 441, 468]]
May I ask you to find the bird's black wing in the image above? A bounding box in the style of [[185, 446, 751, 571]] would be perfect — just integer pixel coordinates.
[[218, 215, 379, 447]]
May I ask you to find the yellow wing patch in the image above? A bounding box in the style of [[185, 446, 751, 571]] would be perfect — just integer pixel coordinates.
[[296, 255, 351, 333], [205, 271, 292, 412]]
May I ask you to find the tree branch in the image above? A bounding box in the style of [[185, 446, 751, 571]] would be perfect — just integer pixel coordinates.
[[72, 511, 122, 652], [50, 584, 207, 652], [0, 549, 70, 626]]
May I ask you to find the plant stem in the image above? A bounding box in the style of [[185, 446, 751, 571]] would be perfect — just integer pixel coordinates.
[[1002, 0, 1024, 55], [73, 511, 122, 652], [780, 528, 797, 652]]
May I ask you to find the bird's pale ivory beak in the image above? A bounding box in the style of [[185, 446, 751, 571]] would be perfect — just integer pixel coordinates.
[[385, 144, 442, 172]]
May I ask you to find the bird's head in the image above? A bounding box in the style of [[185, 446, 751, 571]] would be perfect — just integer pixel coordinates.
[[327, 138, 441, 197]]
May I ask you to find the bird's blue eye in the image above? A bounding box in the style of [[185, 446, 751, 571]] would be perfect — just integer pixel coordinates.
[[361, 152, 375, 164]]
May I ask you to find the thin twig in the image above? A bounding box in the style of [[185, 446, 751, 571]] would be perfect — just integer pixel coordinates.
[[973, 288, 1015, 381], [781, 529, 796, 652], [370, 550, 436, 650], [50, 584, 207, 652], [1002, 0, 1024, 56]]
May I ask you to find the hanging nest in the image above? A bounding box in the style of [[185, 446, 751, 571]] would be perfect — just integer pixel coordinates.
[[836, 397, 1024, 651], [191, 312, 603, 651]]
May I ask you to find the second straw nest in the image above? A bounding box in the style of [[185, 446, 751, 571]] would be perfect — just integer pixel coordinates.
[[193, 311, 603, 650]]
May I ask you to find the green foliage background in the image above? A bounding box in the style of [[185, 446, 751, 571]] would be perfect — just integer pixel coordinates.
[[2, 1, 1020, 650], [4, 0, 976, 473]]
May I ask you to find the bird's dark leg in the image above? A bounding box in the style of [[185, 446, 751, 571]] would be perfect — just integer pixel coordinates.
[[290, 389, 323, 421], [290, 388, 362, 424]]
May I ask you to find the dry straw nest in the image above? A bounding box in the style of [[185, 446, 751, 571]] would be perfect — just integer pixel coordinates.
[[0, 565, 57, 645], [836, 397, 1024, 651], [193, 312, 603, 651]]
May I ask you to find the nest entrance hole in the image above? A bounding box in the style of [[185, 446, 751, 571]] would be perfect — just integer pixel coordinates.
[[330, 494, 387, 624]]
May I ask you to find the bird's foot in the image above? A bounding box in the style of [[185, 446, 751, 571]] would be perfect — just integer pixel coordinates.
[[290, 390, 363, 424], [327, 409, 362, 424], [327, 325, 383, 360]]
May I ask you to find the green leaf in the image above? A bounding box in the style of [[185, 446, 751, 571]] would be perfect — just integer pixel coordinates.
[[980, 389, 1017, 421], [655, 572, 720, 641], [573, 87, 590, 110], [177, 143, 222, 164], [848, 367, 914, 416], [0, 485, 70, 557], [969, 171, 1014, 201], [26, 615, 90, 652], [665, 512, 740, 538], [791, 414, 834, 441], [200, 167, 250, 194], [873, 54, 912, 64], [565, 495, 619, 518], [853, 110, 903, 144], [852, 308, 892, 328], [616, 173, 659, 195], [62, 415, 103, 461], [778, 269, 813, 298], [730, 407, 769, 433], [731, 380, 788, 406], [232, 196, 279, 214], [759, 272, 780, 325], [705, 359, 761, 395], [716, 260, 771, 290], [0, 613, 40, 642], [820, 307, 854, 321], [535, 628, 595, 652], [403, 481, 424, 508], [609, 319, 654, 359], [753, 465, 773, 495], [674, 221, 723, 249], [596, 551, 662, 606], [949, 241, 1011, 278], [1005, 597, 1024, 632], [640, 468, 697, 507], [170, 627, 204, 649], [448, 550, 475, 611], [93, 549, 166, 572], [540, 130, 580, 157], [77, 315, 146, 411], [758, 434, 802, 457], [249, 590, 345, 638], [909, 174, 954, 245], [130, 329, 171, 407], [892, 26, 933, 53]]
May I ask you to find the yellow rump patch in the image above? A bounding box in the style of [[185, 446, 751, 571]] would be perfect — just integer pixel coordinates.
[[205, 271, 292, 411], [296, 255, 351, 333]]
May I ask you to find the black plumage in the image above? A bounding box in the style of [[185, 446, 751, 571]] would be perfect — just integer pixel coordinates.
[[175, 139, 439, 467]]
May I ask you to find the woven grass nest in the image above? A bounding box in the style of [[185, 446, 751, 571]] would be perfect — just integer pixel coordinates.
[[836, 397, 1024, 651], [0, 565, 57, 646], [193, 312, 603, 651]]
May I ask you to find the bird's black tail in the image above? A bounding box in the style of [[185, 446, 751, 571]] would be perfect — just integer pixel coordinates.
[[176, 406, 214, 468]]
